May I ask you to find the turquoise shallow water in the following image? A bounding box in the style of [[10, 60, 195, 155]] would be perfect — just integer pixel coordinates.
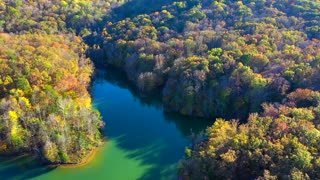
[[0, 69, 211, 180]]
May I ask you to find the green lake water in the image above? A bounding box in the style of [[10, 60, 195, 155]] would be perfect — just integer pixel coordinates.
[[0, 69, 211, 180]]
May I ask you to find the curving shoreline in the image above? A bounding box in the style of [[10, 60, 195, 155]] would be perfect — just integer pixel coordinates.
[[59, 140, 107, 169]]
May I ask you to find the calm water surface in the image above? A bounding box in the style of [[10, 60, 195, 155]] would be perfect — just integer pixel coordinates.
[[0, 69, 211, 180]]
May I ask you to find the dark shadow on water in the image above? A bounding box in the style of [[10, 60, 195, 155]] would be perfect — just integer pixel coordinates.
[[93, 67, 163, 108], [87, 2, 214, 178], [111, 134, 181, 180], [163, 112, 213, 137], [1, 1, 207, 179], [0, 155, 56, 180], [93, 67, 213, 179]]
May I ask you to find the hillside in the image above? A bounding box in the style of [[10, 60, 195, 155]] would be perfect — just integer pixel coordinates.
[[99, 0, 320, 178], [180, 89, 320, 179], [0, 0, 320, 177], [0, 34, 103, 163], [0, 0, 125, 163], [102, 0, 320, 119]]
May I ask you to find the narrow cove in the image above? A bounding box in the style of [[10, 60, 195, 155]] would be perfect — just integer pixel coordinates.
[[0, 68, 211, 180]]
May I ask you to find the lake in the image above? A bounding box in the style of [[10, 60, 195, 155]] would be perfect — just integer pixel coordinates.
[[0, 68, 211, 180]]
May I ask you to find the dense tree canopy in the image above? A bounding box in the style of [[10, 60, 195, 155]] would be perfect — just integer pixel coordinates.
[[0, 34, 103, 163], [98, 0, 320, 178], [102, 0, 320, 119], [0, 0, 127, 163], [1, 0, 320, 176], [0, 0, 125, 34], [179, 89, 320, 179]]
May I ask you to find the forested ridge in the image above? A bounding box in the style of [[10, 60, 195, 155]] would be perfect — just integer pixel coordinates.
[[103, 0, 320, 119], [0, 0, 127, 163], [0, 0, 124, 34]]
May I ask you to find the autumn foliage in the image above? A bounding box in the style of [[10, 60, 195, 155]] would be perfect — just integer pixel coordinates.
[[179, 89, 320, 179], [102, 0, 320, 119], [0, 34, 102, 163]]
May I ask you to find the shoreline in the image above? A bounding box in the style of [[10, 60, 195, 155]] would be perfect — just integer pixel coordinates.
[[0, 138, 107, 170], [59, 140, 106, 169]]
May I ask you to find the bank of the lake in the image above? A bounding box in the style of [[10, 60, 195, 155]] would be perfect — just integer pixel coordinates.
[[0, 69, 211, 180]]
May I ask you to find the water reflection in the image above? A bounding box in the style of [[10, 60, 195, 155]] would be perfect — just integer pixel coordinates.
[[163, 112, 211, 137]]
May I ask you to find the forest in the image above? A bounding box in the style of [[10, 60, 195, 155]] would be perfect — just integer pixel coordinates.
[[0, 0, 126, 163], [102, 0, 320, 119], [0, 34, 102, 163], [0, 0, 320, 179], [180, 89, 320, 179], [99, 0, 320, 178]]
